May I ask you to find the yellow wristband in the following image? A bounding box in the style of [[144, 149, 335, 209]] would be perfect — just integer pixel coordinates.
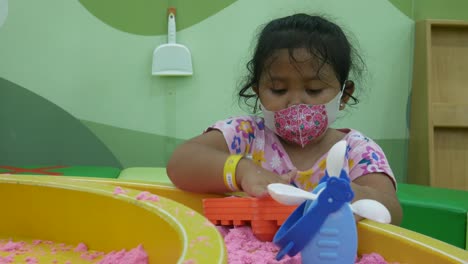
[[223, 154, 243, 192]]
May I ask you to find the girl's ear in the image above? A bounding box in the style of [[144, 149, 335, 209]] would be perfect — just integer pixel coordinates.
[[253, 85, 260, 95], [340, 80, 355, 110]]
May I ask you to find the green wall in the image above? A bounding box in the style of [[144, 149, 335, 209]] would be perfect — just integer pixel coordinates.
[[0, 0, 413, 182], [2, 0, 465, 182]]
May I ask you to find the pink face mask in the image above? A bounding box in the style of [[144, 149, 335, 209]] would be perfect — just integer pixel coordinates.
[[262, 91, 342, 147]]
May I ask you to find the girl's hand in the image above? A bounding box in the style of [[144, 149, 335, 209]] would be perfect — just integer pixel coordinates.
[[236, 158, 297, 197]]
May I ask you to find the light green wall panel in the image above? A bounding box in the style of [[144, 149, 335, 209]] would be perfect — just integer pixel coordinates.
[[0, 0, 412, 180], [0, 0, 412, 141], [1, 0, 466, 179]]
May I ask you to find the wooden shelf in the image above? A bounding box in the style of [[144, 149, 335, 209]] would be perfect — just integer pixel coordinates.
[[408, 20, 468, 191], [432, 103, 468, 127]]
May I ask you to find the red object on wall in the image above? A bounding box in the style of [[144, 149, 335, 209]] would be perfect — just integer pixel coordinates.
[[0, 165, 67, 176]]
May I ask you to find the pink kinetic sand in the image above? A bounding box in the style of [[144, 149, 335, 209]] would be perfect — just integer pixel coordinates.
[[219, 226, 301, 264], [98, 244, 148, 264], [136, 191, 160, 202], [113, 186, 127, 195], [0, 241, 24, 252], [219, 226, 395, 264], [356, 253, 392, 264], [74, 242, 88, 252], [0, 239, 148, 264]]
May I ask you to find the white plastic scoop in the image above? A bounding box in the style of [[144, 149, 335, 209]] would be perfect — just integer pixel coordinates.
[[268, 183, 318, 205], [351, 199, 391, 224]]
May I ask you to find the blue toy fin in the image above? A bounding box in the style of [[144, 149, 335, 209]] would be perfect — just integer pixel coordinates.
[[276, 241, 294, 260]]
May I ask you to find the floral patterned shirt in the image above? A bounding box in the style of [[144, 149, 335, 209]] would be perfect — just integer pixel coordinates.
[[207, 115, 396, 191]]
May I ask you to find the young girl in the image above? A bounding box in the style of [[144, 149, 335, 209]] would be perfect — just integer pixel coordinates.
[[167, 13, 402, 225]]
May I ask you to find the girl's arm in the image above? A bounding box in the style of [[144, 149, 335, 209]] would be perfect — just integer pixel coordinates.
[[167, 130, 292, 195], [351, 173, 403, 225], [167, 130, 235, 193]]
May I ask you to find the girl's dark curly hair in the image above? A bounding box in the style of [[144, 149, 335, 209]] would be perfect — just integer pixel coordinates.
[[238, 14, 365, 113]]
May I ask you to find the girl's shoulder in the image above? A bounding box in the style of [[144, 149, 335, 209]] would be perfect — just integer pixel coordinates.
[[341, 128, 380, 150], [343, 129, 372, 142], [213, 115, 266, 131], [226, 115, 264, 123]]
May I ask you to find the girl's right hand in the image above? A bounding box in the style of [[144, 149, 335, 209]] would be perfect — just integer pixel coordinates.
[[236, 158, 297, 197]]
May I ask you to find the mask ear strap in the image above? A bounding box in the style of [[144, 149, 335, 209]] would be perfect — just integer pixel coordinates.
[[342, 79, 354, 92], [338, 81, 348, 100], [339, 80, 349, 106], [341, 81, 347, 92], [341, 80, 358, 105]]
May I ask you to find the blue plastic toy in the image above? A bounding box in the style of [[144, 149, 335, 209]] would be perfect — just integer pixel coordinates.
[[273, 169, 357, 263]]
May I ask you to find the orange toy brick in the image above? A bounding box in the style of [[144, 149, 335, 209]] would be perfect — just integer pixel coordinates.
[[202, 196, 298, 241]]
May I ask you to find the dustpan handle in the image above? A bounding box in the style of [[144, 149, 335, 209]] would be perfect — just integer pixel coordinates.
[[167, 7, 176, 44]]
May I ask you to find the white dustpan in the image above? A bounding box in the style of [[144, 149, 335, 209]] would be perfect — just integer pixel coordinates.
[[152, 8, 193, 76]]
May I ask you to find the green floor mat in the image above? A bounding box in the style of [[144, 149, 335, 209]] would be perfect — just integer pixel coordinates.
[[118, 167, 172, 184]]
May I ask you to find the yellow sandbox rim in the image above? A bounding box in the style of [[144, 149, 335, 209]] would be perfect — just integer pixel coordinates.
[[3, 175, 468, 264], [358, 220, 468, 263], [71, 176, 468, 264], [0, 175, 226, 264]]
